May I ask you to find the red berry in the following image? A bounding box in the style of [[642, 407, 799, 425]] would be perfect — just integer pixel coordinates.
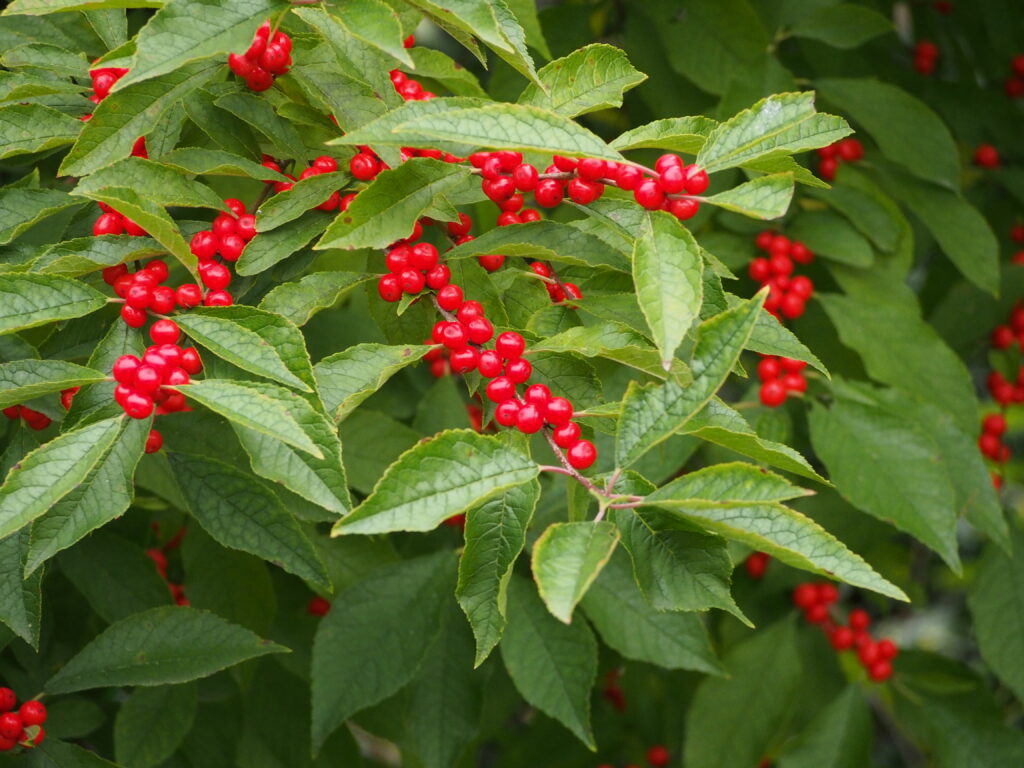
[[634, 179, 665, 209], [190, 231, 219, 260], [425, 264, 451, 290], [858, 642, 881, 667], [120, 304, 148, 328], [440, 322, 469, 350], [868, 660, 893, 682], [495, 332, 526, 359], [780, 357, 806, 373], [877, 638, 898, 661], [350, 153, 380, 180], [449, 346, 478, 374], [793, 583, 819, 609], [789, 275, 814, 299], [837, 138, 863, 161], [516, 403, 545, 433], [749, 257, 771, 282], [236, 214, 257, 241], [669, 198, 699, 221], [780, 293, 806, 319], [199, 262, 231, 291], [307, 596, 331, 617], [658, 165, 686, 194], [805, 603, 830, 624], [973, 143, 1000, 168], [819, 156, 838, 180], [0, 714, 21, 740], [545, 397, 573, 426], [0, 690, 14, 714], [567, 178, 603, 205], [478, 350, 504, 378], [180, 347, 203, 375], [682, 165, 709, 194], [212, 213, 237, 238], [505, 357, 532, 383], [150, 286, 176, 314], [523, 383, 551, 408], [655, 154, 682, 174], [817, 582, 839, 604], [534, 179, 564, 208], [436, 284, 463, 311], [647, 745, 670, 768], [757, 357, 781, 381], [567, 439, 597, 469], [485, 376, 516, 403], [447, 212, 473, 237], [983, 413, 1007, 436], [478, 254, 506, 272], [149, 319, 180, 345], [553, 421, 581, 448], [790, 241, 813, 264], [410, 243, 439, 270], [760, 380, 787, 407], [144, 429, 163, 454], [781, 372, 806, 393], [616, 165, 644, 190], [175, 284, 203, 308], [847, 608, 870, 631], [378, 274, 401, 302], [219, 234, 245, 261], [494, 399, 521, 427], [830, 626, 855, 651], [398, 269, 425, 294], [93, 212, 124, 236]]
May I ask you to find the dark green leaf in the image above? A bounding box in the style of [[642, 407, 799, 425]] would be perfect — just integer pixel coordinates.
[[114, 683, 197, 768]]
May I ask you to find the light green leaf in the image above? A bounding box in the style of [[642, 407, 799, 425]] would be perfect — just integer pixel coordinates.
[[446, 219, 629, 271], [178, 379, 323, 459], [500, 575, 596, 749], [59, 59, 221, 177], [532, 521, 619, 624], [0, 102, 80, 159], [45, 605, 288, 694], [311, 551, 455, 751], [518, 43, 646, 117], [650, 462, 812, 505], [697, 92, 851, 174], [259, 272, 372, 326], [32, 235, 165, 278], [168, 452, 330, 590], [175, 305, 316, 392], [73, 156, 226, 211], [255, 171, 348, 232], [115, 683, 197, 768], [777, 686, 873, 768], [610, 115, 718, 154], [581, 549, 723, 674], [739, 301, 829, 376], [5, 0, 161, 12], [235, 210, 332, 276], [1, 43, 88, 77], [703, 172, 795, 219], [314, 343, 432, 422], [0, 359, 105, 408], [457, 480, 539, 666], [0, 416, 121, 540], [334, 430, 538, 535], [616, 292, 765, 467], [334, 0, 413, 68], [633, 210, 703, 369], [161, 146, 289, 181], [790, 4, 893, 49], [530, 322, 688, 381], [0, 187, 86, 245]]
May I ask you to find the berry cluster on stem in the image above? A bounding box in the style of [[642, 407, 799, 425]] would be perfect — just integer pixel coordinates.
[[815, 138, 863, 181], [757, 355, 808, 408], [749, 230, 815, 320], [228, 21, 292, 91], [0, 688, 46, 752]]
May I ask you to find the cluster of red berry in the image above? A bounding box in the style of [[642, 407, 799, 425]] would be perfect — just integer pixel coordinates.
[[0, 690, 46, 752], [529, 261, 582, 305], [978, 413, 1009, 472], [188, 197, 258, 301], [748, 230, 815, 320], [756, 355, 807, 408], [3, 404, 53, 431], [146, 545, 188, 606], [596, 744, 671, 768], [815, 137, 864, 181], [913, 40, 939, 75], [1004, 54, 1024, 98], [228, 20, 292, 91], [793, 583, 898, 682], [973, 143, 1000, 169], [982, 304, 1024, 487], [389, 37, 439, 103]]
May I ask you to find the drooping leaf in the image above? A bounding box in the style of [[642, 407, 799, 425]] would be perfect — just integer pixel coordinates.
[[161, 146, 290, 181], [315, 343, 432, 422], [32, 235, 165, 278], [446, 219, 629, 271], [0, 529, 42, 647], [258, 272, 372, 326], [0, 188, 86, 246], [777, 686, 873, 768], [0, 102, 81, 159], [790, 4, 893, 49], [702, 172, 795, 219], [610, 115, 718, 154], [235, 209, 332, 276], [45, 605, 287, 694], [532, 520, 619, 623], [0, 359, 105, 409], [333, 0, 414, 68], [114, 683, 198, 768], [518, 43, 646, 117], [255, 171, 348, 232]]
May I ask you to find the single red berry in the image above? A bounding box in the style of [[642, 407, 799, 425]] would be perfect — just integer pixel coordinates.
[[669, 198, 700, 221], [646, 745, 670, 767], [495, 332, 526, 359], [212, 213, 237, 238], [150, 286, 176, 314], [757, 356, 781, 382], [149, 319, 181, 345], [464, 317, 494, 345], [553, 421, 581, 448], [790, 241, 813, 264], [477, 254, 505, 272], [478, 350, 504, 378], [236, 214, 257, 241], [410, 243, 439, 271], [485, 376, 516, 403], [616, 165, 644, 190], [780, 357, 806, 373], [199, 262, 231, 291], [847, 608, 870, 631], [567, 178, 603, 205], [793, 583, 819, 609], [830, 625, 855, 651], [868, 660, 893, 682], [634, 179, 665, 210], [190, 230, 219, 260], [973, 143, 1000, 168], [350, 153, 380, 180], [180, 348, 203, 375], [837, 138, 863, 161], [567, 439, 597, 469], [682, 165, 709, 194], [120, 304, 148, 328], [805, 603, 830, 624], [760, 380, 787, 407], [817, 582, 839, 604], [781, 372, 806, 393], [494, 399, 521, 427], [436, 284, 463, 311], [425, 264, 451, 290], [511, 163, 539, 192], [515, 403, 545, 434], [819, 156, 838, 180], [398, 269, 425, 294], [143, 429, 163, 454], [456, 301, 484, 323], [440, 322, 469, 350], [307, 596, 331, 617], [378, 274, 401, 302], [0, 735, 15, 752], [219, 234, 246, 261], [780, 293, 806, 319], [983, 413, 1007, 436], [534, 179, 564, 208], [655, 153, 683, 174], [858, 642, 881, 667], [0, 714, 21, 740], [449, 346, 478, 374], [523, 383, 551, 408], [877, 638, 899, 661], [0, 690, 15, 713], [749, 257, 771, 282], [545, 397, 573, 426], [385, 246, 410, 273], [505, 357, 532, 383], [175, 284, 203, 308]]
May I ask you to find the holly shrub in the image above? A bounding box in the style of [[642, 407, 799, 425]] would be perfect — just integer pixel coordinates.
[[0, 0, 1020, 766]]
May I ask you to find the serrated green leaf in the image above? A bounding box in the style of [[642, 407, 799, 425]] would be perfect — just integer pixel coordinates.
[[161, 146, 289, 181], [168, 452, 330, 589], [407, 46, 488, 98], [46, 605, 287, 694], [616, 292, 765, 467], [532, 520, 619, 623], [0, 359, 105, 408], [115, 683, 197, 768], [703, 172, 795, 219], [26, 416, 147, 575], [518, 43, 646, 117], [214, 89, 309, 162], [178, 379, 322, 458], [697, 92, 851, 174], [113, 0, 288, 90], [74, 156, 226, 211], [311, 550, 455, 751], [611, 115, 718, 154], [33, 235, 165, 278], [59, 59, 220, 177], [335, 429, 538, 535], [175, 305, 316, 392], [0, 187, 86, 245], [316, 158, 470, 250], [0, 530, 42, 647], [633, 210, 703, 369], [650, 462, 811, 505], [1, 43, 88, 78], [500, 575, 596, 749], [777, 686, 873, 768], [255, 171, 348, 232], [235, 209, 332, 276], [5, 0, 161, 11], [788, 209, 873, 267], [0, 102, 80, 159], [258, 271, 372, 326], [314, 343, 432, 421], [581, 549, 723, 674], [529, 322, 689, 380], [23, 739, 122, 768], [737, 302, 829, 376], [0, 416, 121, 540], [334, 0, 413, 68], [457, 479, 539, 666]]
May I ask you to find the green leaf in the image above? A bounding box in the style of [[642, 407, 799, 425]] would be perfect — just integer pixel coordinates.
[[316, 158, 470, 251], [0, 102, 80, 159], [649, 462, 812, 505], [684, 619, 802, 768], [790, 4, 892, 49], [703, 172, 795, 219], [113, 0, 288, 90], [818, 293, 978, 433], [610, 115, 718, 154], [0, 530, 42, 647], [214, 90, 309, 162], [530, 322, 688, 381], [33, 235, 165, 278], [0, 416, 121, 540], [1, 43, 88, 78], [741, 302, 829, 376], [581, 549, 723, 674], [175, 305, 316, 392], [0, 187, 86, 245], [517, 43, 646, 117], [259, 271, 372, 326], [406, 47, 487, 97], [532, 520, 619, 624], [697, 92, 851, 174], [334, 429, 538, 535], [255, 171, 348, 232], [788, 209, 873, 266], [0, 359, 105, 409], [969, 533, 1024, 701], [446, 219, 629, 271], [45, 605, 287, 694], [500, 575, 596, 749], [808, 396, 960, 571], [59, 59, 221, 177], [235, 210, 332, 276], [311, 551, 455, 751], [161, 146, 289, 181], [5, 0, 161, 11], [168, 452, 330, 590], [616, 292, 764, 467], [457, 480, 539, 666], [633, 210, 703, 369], [314, 343, 432, 422], [74, 156, 226, 211], [26, 416, 148, 575], [178, 378, 322, 458], [23, 740, 122, 768], [114, 683, 197, 768], [816, 77, 960, 190], [334, 0, 413, 68], [777, 686, 873, 768]]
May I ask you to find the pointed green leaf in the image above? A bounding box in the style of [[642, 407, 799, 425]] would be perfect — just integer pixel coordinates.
[[0, 102, 80, 159], [23, 740, 122, 767], [259, 271, 372, 326], [314, 343, 432, 421], [234, 209, 332, 276], [633, 210, 703, 369], [790, 4, 892, 49], [73, 156, 226, 211], [45, 605, 287, 694], [0, 416, 122, 540], [407, 47, 488, 97], [777, 686, 873, 768], [457, 480, 539, 666], [5, 0, 161, 12], [335, 429, 538, 535], [532, 521, 618, 624], [0, 359, 105, 409], [214, 90, 309, 162], [518, 43, 646, 117], [530, 322, 688, 380], [703, 172, 795, 219], [114, 683, 197, 768], [500, 576, 596, 749], [0, 530, 42, 647], [446, 219, 629, 271], [0, 187, 86, 245], [334, 0, 414, 68], [741, 300, 828, 376], [33, 235, 165, 278], [255, 171, 348, 232], [650, 462, 812, 505], [611, 115, 719, 154], [161, 146, 290, 181]]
